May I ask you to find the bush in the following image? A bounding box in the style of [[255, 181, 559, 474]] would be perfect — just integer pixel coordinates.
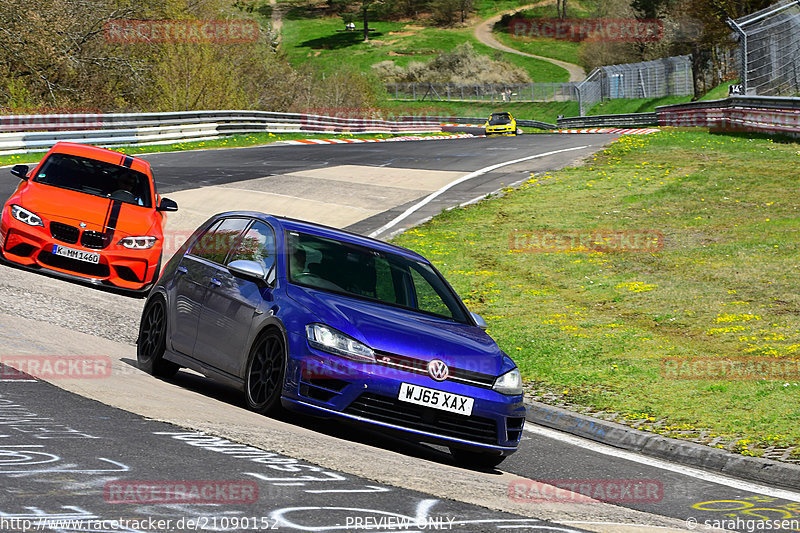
[[373, 42, 530, 84]]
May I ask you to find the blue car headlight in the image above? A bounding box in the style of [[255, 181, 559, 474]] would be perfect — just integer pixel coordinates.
[[306, 323, 375, 363], [11, 205, 43, 227], [493, 367, 523, 395]]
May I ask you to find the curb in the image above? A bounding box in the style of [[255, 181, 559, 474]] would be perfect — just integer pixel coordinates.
[[551, 128, 661, 135], [524, 399, 800, 492], [276, 133, 476, 145]]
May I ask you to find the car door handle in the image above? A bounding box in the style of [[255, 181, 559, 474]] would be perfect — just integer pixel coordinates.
[[176, 266, 188, 274], [209, 278, 221, 287]]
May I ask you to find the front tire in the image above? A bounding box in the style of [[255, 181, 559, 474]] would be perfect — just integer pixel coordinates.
[[137, 296, 179, 378], [450, 448, 506, 469], [244, 329, 286, 415]]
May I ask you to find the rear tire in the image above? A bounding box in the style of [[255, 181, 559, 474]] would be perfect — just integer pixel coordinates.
[[450, 448, 506, 469], [244, 329, 286, 415], [137, 296, 179, 378]]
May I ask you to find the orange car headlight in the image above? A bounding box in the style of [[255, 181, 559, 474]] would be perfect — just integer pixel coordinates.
[[11, 205, 44, 227], [118, 236, 157, 249]]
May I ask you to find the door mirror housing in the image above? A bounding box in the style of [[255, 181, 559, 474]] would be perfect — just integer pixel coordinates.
[[227, 260, 267, 283], [157, 197, 178, 212], [10, 165, 29, 180], [471, 312, 488, 330]]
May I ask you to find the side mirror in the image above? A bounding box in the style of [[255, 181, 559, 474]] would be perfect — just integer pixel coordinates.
[[10, 165, 29, 180], [157, 197, 178, 212], [228, 260, 267, 282], [471, 312, 488, 330]]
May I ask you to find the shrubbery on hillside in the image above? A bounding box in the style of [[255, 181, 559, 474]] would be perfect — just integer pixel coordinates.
[[0, 0, 380, 112], [373, 42, 530, 84]]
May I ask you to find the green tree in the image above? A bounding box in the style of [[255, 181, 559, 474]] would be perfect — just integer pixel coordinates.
[[330, 0, 387, 41], [670, 0, 772, 96], [556, 0, 567, 19], [431, 0, 474, 25]]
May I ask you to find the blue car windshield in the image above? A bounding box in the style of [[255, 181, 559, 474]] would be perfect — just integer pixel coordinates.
[[34, 153, 152, 208], [286, 231, 470, 324]]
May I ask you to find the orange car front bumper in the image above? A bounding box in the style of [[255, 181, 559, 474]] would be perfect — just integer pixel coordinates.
[[1, 213, 160, 292]]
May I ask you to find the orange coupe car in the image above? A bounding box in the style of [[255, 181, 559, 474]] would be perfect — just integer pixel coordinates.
[[1, 142, 178, 293]]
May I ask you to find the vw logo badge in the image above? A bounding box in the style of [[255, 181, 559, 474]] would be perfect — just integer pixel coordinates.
[[427, 359, 449, 381], [79, 222, 87, 228]]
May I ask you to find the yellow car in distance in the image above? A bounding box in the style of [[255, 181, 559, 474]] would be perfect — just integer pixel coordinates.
[[484, 112, 520, 136]]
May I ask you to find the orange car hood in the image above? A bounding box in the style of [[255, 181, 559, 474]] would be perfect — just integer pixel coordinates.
[[20, 184, 158, 237]]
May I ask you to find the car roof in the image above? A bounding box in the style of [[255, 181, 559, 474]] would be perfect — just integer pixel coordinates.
[[47, 142, 152, 175], [491, 112, 511, 117], [212, 211, 429, 262]]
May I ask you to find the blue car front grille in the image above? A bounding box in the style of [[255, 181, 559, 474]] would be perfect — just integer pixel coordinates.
[[374, 352, 496, 389], [344, 393, 498, 445]]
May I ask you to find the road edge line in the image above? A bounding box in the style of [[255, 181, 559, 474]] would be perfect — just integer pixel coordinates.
[[367, 145, 589, 239], [525, 399, 800, 492]]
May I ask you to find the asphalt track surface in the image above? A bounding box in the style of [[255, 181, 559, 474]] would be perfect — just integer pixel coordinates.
[[1, 134, 798, 532]]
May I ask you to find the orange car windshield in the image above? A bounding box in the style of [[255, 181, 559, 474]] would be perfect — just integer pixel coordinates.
[[34, 153, 152, 208]]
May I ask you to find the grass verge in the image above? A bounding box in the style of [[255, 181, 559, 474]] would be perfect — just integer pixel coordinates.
[[380, 95, 696, 123], [391, 129, 800, 457], [587, 96, 692, 115], [492, 29, 583, 66], [280, 12, 568, 82], [380, 100, 580, 123]]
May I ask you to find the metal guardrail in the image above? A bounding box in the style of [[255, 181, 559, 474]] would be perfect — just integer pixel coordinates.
[[0, 111, 444, 154], [554, 96, 799, 135], [556, 113, 658, 128], [0, 111, 564, 154], [3, 96, 795, 155], [431, 116, 556, 130], [656, 96, 800, 135], [517, 119, 557, 130]]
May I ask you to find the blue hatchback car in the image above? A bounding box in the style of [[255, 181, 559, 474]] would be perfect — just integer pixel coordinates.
[[137, 212, 526, 467]]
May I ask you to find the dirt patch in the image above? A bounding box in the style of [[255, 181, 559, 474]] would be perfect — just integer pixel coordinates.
[[389, 31, 415, 36]]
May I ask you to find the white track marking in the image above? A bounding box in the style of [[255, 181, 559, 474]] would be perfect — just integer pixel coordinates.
[[367, 146, 589, 238], [524, 425, 800, 501]]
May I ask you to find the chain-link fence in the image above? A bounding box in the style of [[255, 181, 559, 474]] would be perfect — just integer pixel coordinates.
[[576, 56, 693, 115], [385, 56, 693, 116], [728, 0, 800, 96]]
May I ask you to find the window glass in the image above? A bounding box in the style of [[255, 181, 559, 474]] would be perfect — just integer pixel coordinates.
[[190, 218, 249, 264], [286, 231, 467, 323], [409, 266, 453, 318], [489, 113, 511, 125], [227, 221, 276, 273], [34, 153, 152, 207]]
